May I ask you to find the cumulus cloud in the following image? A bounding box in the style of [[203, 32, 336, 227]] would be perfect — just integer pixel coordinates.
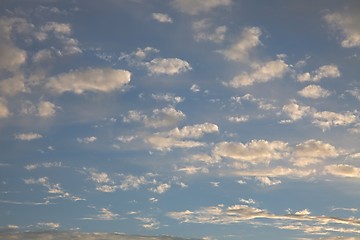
[[227, 59, 288, 87], [312, 110, 357, 131], [14, 133, 43, 141], [292, 139, 340, 167], [227, 115, 250, 123], [46, 68, 131, 94], [348, 88, 360, 101], [77, 136, 97, 143], [297, 65, 340, 82], [219, 27, 261, 62], [167, 123, 219, 139], [150, 183, 171, 194], [0, 17, 27, 72], [232, 167, 314, 178], [146, 58, 191, 75], [37, 101, 57, 118], [192, 19, 227, 43], [281, 99, 312, 122], [297, 85, 331, 99], [152, 13, 173, 23], [36, 222, 60, 229], [232, 94, 276, 110], [324, 11, 360, 48], [0, 74, 27, 96], [25, 162, 62, 171], [144, 107, 186, 128], [213, 140, 289, 164], [190, 84, 200, 92], [146, 135, 205, 151], [325, 164, 360, 178], [256, 176, 281, 186], [151, 93, 184, 104], [172, 0, 232, 15], [83, 207, 120, 221], [119, 174, 147, 191], [0, 98, 10, 118]]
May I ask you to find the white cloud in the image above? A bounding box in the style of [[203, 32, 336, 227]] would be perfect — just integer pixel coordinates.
[[190, 84, 200, 92], [282, 99, 312, 122], [213, 140, 289, 164], [96, 208, 120, 220], [0, 98, 10, 118], [227, 59, 288, 87], [151, 93, 184, 104], [14, 133, 43, 141], [192, 19, 227, 43], [293, 139, 340, 167], [119, 174, 147, 191], [46, 68, 131, 94], [0, 17, 27, 72], [234, 94, 276, 110], [232, 167, 314, 178], [219, 27, 261, 62], [256, 176, 281, 186], [324, 11, 360, 48], [37, 222, 60, 229], [32, 49, 53, 62], [152, 13, 173, 23], [136, 217, 160, 230], [89, 171, 110, 184], [297, 65, 340, 82], [167, 123, 219, 139], [77, 136, 97, 143], [297, 85, 331, 99], [41, 22, 71, 35], [144, 107, 186, 128], [172, 0, 232, 15], [0, 74, 27, 96], [116, 135, 138, 143], [325, 164, 360, 178], [312, 110, 357, 131], [227, 115, 250, 123], [347, 88, 360, 101], [176, 166, 209, 175], [25, 162, 62, 171], [146, 135, 205, 151], [37, 101, 56, 118], [146, 58, 191, 75], [150, 183, 171, 194]]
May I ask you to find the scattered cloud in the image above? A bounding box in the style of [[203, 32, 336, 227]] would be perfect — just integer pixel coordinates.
[[0, 98, 10, 118], [192, 19, 227, 43], [146, 58, 191, 75], [297, 65, 340, 82], [25, 162, 62, 171], [227, 115, 250, 123], [36, 222, 60, 229], [150, 183, 171, 194], [152, 13, 173, 23], [325, 164, 360, 178], [0, 74, 27, 96], [297, 85, 331, 99], [219, 27, 261, 62], [281, 100, 312, 122], [172, 0, 232, 15], [256, 176, 281, 186], [312, 110, 357, 131], [77, 136, 97, 144], [226, 59, 288, 87], [152, 93, 184, 104], [37, 101, 57, 118], [14, 133, 43, 141], [324, 11, 360, 48], [190, 84, 200, 92], [46, 68, 131, 94]]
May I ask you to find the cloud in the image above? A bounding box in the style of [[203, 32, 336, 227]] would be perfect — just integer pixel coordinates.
[[136, 217, 160, 230], [46, 68, 131, 94], [146, 58, 191, 75], [0, 17, 27, 72], [324, 11, 360, 48], [0, 74, 27, 96], [77, 136, 97, 143], [172, 0, 232, 15], [190, 84, 200, 92], [227, 115, 250, 123], [297, 65, 340, 82], [41, 22, 71, 35], [256, 176, 281, 186], [219, 27, 261, 62], [192, 19, 227, 43], [146, 123, 218, 151], [150, 183, 171, 194], [297, 85, 331, 99], [293, 139, 340, 167], [14, 133, 43, 141], [312, 110, 357, 131], [281, 99, 312, 122], [144, 107, 186, 128], [25, 162, 62, 171], [325, 164, 360, 178], [36, 222, 60, 229], [348, 88, 360, 101], [37, 101, 57, 118], [151, 93, 184, 104], [0, 98, 10, 118], [119, 174, 147, 191], [83, 207, 120, 221], [227, 59, 288, 87], [152, 13, 173, 23], [213, 140, 289, 164], [232, 94, 276, 110], [232, 167, 314, 178]]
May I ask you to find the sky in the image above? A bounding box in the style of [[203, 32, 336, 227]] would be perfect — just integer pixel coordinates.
[[0, 0, 360, 239]]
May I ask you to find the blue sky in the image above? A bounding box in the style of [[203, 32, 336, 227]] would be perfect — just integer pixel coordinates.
[[1, 0, 360, 239]]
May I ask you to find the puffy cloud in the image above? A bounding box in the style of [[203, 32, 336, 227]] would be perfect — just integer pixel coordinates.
[[192, 19, 227, 43], [347, 88, 360, 101], [85, 208, 120, 221], [25, 162, 62, 171], [297, 85, 331, 99], [176, 166, 209, 175], [293, 140, 340, 167], [233, 94, 276, 110], [37, 101, 56, 118], [172, 0, 232, 15], [256, 176, 281, 186], [119, 174, 147, 191], [312, 111, 357, 131], [324, 11, 360, 48], [0, 17, 27, 72], [146, 58, 191, 75], [46, 68, 131, 94], [150, 183, 171, 194], [227, 115, 249, 123], [14, 133, 43, 141], [41, 22, 71, 35], [297, 65, 340, 82], [325, 164, 360, 178], [151, 93, 184, 104], [146, 123, 218, 151], [282, 99, 312, 122], [136, 217, 160, 230], [0, 74, 26, 96], [90, 171, 110, 184], [213, 140, 289, 164], [219, 27, 261, 62], [144, 107, 186, 128], [227, 59, 288, 87], [232, 167, 314, 178], [36, 222, 60, 229], [190, 84, 200, 92], [77, 136, 97, 143], [152, 13, 173, 23], [0, 98, 10, 118]]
